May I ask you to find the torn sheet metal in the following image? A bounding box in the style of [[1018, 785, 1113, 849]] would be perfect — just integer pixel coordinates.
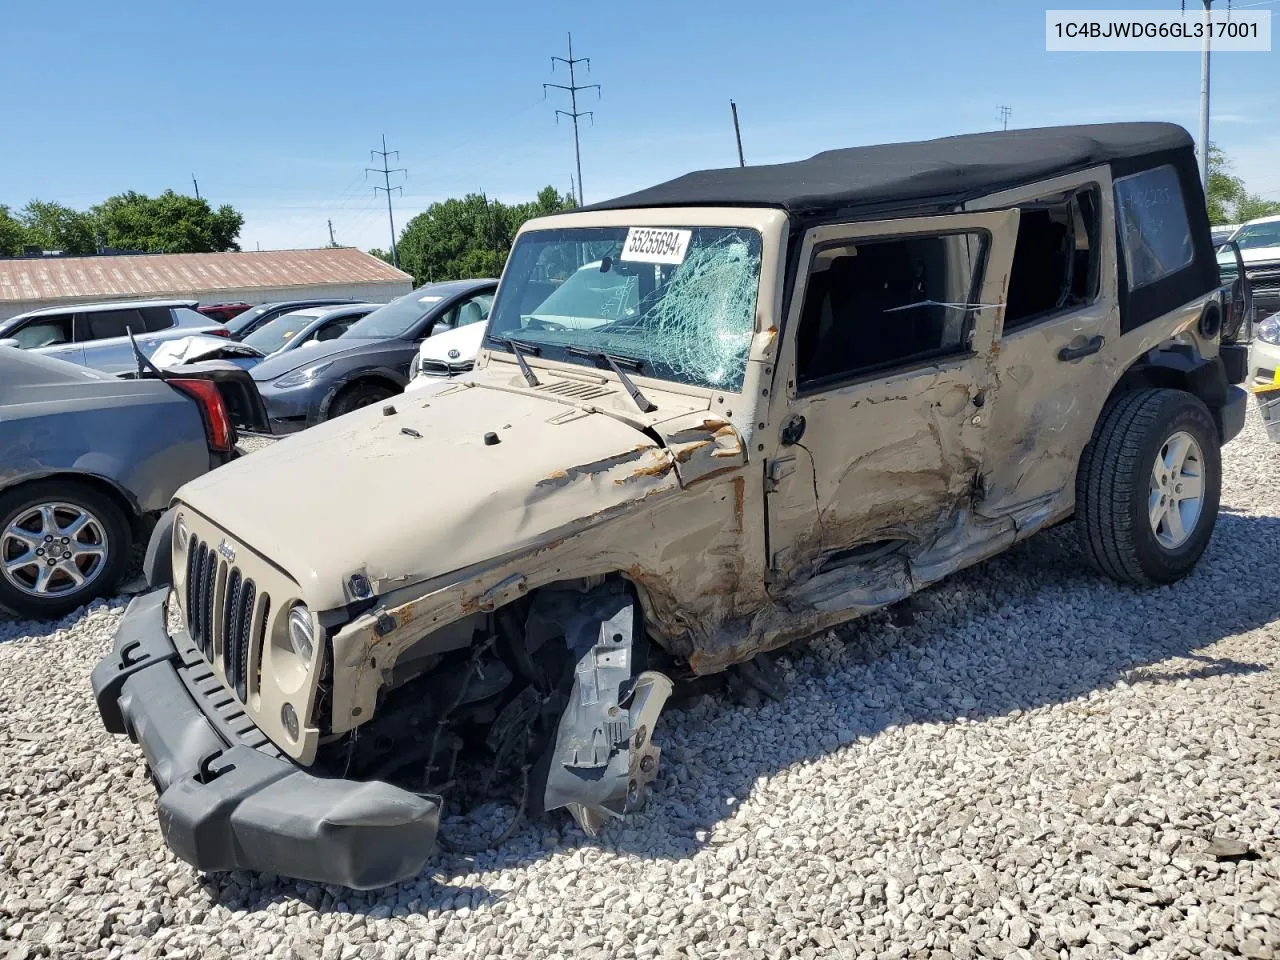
[[151, 335, 265, 368]]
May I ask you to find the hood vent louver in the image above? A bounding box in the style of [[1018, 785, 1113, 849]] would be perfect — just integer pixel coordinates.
[[535, 379, 616, 401]]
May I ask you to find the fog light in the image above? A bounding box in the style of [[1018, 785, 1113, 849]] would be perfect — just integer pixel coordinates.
[[174, 513, 188, 552], [281, 702, 300, 741], [287, 603, 315, 662]]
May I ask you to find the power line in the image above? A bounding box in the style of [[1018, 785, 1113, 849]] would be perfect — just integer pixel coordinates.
[[366, 134, 406, 268], [544, 32, 600, 206], [997, 105, 1012, 131]]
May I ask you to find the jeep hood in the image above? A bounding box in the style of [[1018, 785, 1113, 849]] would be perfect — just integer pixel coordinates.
[[174, 384, 697, 609]]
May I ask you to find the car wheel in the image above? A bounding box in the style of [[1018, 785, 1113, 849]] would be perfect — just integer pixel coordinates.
[[0, 481, 132, 619], [1075, 388, 1221, 586], [328, 382, 397, 419]]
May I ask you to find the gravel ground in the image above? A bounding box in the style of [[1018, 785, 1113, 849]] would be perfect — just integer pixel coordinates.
[[2, 409, 1279, 960]]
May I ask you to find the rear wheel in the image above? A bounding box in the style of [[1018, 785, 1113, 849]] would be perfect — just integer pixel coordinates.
[[0, 481, 132, 619], [1075, 388, 1221, 585], [327, 381, 396, 419]]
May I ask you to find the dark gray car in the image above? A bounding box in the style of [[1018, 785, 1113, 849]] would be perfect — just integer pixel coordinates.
[[251, 279, 496, 432], [0, 350, 266, 619]]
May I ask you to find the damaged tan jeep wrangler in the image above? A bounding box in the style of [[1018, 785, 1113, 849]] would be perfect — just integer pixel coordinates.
[[93, 122, 1250, 889]]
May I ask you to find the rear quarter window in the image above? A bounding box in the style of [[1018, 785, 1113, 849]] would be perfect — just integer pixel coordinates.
[[141, 306, 176, 331], [1114, 165, 1195, 290]]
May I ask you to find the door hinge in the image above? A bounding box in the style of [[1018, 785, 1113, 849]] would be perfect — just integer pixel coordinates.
[[765, 456, 797, 492]]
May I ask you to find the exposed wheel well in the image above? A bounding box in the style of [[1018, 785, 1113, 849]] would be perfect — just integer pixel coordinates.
[[322, 375, 404, 417]]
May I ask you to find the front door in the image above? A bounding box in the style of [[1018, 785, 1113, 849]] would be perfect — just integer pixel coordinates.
[[764, 210, 1019, 598]]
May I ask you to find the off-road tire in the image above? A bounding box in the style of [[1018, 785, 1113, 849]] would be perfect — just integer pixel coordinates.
[[1075, 388, 1221, 586], [327, 381, 397, 419], [0, 480, 133, 620]]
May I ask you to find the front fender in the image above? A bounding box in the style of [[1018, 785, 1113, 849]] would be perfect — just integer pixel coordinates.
[[315, 367, 411, 422]]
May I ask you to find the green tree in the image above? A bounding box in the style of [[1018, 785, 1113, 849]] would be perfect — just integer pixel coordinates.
[[92, 190, 243, 253], [0, 204, 27, 256], [1207, 144, 1280, 225], [19, 200, 97, 255], [392, 186, 577, 285]]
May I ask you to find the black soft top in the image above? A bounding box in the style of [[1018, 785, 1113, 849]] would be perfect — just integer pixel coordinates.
[[587, 122, 1193, 222]]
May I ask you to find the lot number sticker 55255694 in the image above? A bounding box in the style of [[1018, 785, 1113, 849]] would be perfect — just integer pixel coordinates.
[[620, 227, 692, 265]]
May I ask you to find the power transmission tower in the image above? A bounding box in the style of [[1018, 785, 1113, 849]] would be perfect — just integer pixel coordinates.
[[327, 219, 337, 247], [366, 134, 406, 269], [997, 105, 1012, 131], [544, 33, 599, 206]]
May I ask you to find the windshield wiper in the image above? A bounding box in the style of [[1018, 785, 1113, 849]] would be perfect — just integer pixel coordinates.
[[489, 335, 541, 387], [566, 347, 656, 413]]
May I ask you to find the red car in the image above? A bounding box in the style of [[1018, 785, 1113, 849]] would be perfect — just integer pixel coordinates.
[[197, 302, 253, 323]]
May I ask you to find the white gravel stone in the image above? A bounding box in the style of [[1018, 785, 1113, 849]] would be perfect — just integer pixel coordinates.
[[2, 409, 1280, 960]]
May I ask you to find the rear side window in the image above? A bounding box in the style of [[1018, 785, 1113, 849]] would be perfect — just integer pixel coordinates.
[[141, 306, 176, 331], [82, 309, 144, 341], [1004, 188, 1101, 331], [1114, 165, 1194, 290]]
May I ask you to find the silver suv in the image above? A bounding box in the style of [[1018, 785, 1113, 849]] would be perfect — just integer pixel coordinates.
[[0, 299, 229, 375]]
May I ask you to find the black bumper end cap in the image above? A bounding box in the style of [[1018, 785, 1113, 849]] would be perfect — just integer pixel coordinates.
[[1217, 384, 1248, 445], [159, 745, 441, 890], [91, 588, 177, 735]]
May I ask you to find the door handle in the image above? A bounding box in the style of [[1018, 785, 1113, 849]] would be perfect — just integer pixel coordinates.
[[1058, 335, 1104, 362]]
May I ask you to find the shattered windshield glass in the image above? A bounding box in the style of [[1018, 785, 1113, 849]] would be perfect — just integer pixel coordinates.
[[487, 226, 763, 391]]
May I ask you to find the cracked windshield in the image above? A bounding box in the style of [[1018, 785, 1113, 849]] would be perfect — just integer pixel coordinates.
[[486, 225, 763, 391]]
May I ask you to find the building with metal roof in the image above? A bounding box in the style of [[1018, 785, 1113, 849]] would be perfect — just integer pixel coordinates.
[[0, 247, 414, 321]]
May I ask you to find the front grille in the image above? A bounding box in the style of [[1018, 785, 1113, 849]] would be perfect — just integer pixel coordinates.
[[184, 535, 270, 702]]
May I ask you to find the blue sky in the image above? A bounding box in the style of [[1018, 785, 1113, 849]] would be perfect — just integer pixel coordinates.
[[1, 0, 1275, 252]]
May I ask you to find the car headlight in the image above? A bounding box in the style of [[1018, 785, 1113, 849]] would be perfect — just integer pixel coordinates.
[[287, 604, 315, 662], [409, 354, 422, 378], [1258, 314, 1280, 346], [174, 512, 189, 552], [275, 361, 334, 389]]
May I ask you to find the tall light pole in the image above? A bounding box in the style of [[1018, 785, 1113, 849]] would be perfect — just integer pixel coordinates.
[[1198, 0, 1213, 187]]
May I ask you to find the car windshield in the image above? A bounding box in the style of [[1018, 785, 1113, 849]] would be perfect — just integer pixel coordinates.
[[1231, 221, 1280, 252], [225, 305, 270, 335], [486, 226, 763, 391], [344, 291, 437, 339], [243, 312, 320, 353]]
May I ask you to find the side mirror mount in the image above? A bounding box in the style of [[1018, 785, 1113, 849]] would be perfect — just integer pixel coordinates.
[[0, 338, 20, 349]]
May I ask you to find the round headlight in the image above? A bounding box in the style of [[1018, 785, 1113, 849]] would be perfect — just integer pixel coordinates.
[[1258, 314, 1280, 346], [174, 513, 188, 553], [287, 604, 315, 662]]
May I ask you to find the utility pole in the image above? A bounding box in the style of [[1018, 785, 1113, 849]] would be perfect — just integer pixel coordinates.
[[730, 100, 745, 167], [997, 105, 1012, 131], [367, 134, 406, 269], [192, 175, 201, 200], [1197, 0, 1213, 187], [544, 33, 599, 206], [327, 219, 337, 247]]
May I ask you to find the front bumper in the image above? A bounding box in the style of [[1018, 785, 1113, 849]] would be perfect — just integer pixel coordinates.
[[254, 379, 321, 433], [91, 588, 440, 889], [1249, 338, 1280, 443]]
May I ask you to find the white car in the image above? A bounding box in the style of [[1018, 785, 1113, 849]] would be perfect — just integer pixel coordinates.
[[403, 319, 488, 392]]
